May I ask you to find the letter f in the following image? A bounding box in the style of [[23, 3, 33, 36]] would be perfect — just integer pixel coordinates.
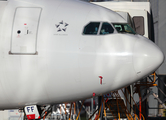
[[27, 107, 30, 112]]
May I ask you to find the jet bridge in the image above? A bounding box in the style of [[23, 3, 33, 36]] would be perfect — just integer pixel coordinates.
[[92, 2, 152, 40]]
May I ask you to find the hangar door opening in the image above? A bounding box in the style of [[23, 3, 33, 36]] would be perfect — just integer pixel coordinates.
[[10, 7, 42, 55]]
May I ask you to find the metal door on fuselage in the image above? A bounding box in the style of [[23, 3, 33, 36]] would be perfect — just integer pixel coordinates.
[[10, 7, 42, 55]]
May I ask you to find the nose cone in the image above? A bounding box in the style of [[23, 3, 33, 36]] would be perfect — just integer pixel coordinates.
[[133, 36, 164, 78]]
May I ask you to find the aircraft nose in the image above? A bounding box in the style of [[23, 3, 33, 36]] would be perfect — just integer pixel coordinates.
[[133, 37, 164, 78]]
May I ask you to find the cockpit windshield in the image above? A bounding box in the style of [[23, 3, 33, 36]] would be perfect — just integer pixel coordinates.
[[113, 23, 136, 34], [83, 22, 114, 35]]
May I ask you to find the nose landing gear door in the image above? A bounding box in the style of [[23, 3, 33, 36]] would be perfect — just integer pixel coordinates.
[[9, 7, 42, 55]]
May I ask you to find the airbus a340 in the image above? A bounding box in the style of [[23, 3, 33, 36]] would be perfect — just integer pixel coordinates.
[[0, 0, 164, 119]]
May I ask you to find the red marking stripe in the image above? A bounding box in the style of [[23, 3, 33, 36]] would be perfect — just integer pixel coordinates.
[[106, 98, 109, 103], [27, 114, 35, 119], [99, 76, 103, 84], [93, 93, 96, 96]]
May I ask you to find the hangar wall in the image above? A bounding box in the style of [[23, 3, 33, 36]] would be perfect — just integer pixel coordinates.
[[156, 0, 166, 74]]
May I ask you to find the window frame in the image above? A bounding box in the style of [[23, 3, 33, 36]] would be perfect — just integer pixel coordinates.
[[82, 22, 101, 35], [99, 22, 115, 35], [112, 23, 136, 35], [82, 21, 116, 36], [133, 16, 145, 35]]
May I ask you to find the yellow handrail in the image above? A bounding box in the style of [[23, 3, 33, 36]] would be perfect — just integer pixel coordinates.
[[76, 101, 84, 120], [113, 91, 133, 120], [106, 102, 117, 120], [69, 103, 73, 120]]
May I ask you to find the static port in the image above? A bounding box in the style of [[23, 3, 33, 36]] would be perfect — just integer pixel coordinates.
[[17, 30, 21, 34]]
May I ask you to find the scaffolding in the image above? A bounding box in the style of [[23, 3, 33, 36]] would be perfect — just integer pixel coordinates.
[[47, 73, 166, 120]]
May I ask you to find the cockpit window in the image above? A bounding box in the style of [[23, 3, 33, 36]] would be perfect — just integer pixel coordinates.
[[100, 22, 114, 35], [83, 22, 100, 35], [113, 23, 136, 34]]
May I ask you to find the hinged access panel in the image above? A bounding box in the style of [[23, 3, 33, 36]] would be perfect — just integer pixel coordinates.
[[10, 7, 42, 55]]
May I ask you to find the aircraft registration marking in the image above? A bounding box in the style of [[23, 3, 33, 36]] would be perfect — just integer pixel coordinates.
[[24, 105, 41, 119]]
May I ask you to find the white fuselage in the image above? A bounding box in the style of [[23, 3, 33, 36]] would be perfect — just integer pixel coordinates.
[[0, 0, 164, 109]]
